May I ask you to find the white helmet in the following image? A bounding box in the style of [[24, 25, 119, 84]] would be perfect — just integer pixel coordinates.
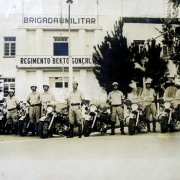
[[43, 84, 49, 88], [31, 84, 37, 89], [145, 78, 152, 84], [8, 89, 14, 93], [112, 82, 118, 86]]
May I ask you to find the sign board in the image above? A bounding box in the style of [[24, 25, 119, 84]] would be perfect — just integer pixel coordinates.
[[16, 56, 95, 68]]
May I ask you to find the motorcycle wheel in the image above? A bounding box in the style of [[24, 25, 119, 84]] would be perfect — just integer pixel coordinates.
[[160, 116, 168, 133], [128, 118, 135, 135], [18, 121, 28, 136], [169, 120, 176, 132], [83, 121, 92, 137], [38, 121, 50, 139], [102, 128, 107, 134], [0, 121, 5, 134]]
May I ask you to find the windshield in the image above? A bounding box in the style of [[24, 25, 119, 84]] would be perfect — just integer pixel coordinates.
[[175, 89, 180, 99], [127, 87, 143, 102], [164, 86, 177, 99], [90, 99, 110, 111]]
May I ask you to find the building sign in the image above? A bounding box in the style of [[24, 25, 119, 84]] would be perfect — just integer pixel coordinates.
[[23, 16, 97, 25], [16, 56, 95, 68]]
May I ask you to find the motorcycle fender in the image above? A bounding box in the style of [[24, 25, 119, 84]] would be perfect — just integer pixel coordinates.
[[19, 116, 26, 121], [84, 114, 92, 121], [162, 112, 167, 116], [129, 114, 135, 118], [39, 116, 49, 121]]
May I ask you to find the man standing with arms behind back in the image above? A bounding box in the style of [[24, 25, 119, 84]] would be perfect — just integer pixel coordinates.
[[67, 81, 85, 138], [27, 84, 41, 136], [107, 82, 126, 135], [5, 89, 19, 134], [141, 78, 157, 133]]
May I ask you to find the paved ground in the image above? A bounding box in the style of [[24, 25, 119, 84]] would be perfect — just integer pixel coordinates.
[[0, 124, 180, 180]]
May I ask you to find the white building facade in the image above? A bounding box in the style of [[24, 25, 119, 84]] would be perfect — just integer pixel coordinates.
[[0, 0, 178, 102]]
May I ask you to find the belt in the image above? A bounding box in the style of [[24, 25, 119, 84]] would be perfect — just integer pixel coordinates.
[[31, 104, 41, 107], [111, 104, 122, 107], [8, 108, 17, 111], [71, 103, 80, 106]]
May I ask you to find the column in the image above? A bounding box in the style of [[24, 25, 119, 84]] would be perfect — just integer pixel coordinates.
[[36, 70, 43, 93], [16, 70, 27, 102], [18, 29, 27, 56], [36, 29, 43, 55], [79, 29, 86, 55], [94, 29, 102, 46], [79, 69, 87, 99]]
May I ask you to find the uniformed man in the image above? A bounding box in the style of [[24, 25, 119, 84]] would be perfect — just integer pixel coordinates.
[[40, 84, 55, 114], [67, 81, 85, 138], [27, 84, 41, 136], [5, 89, 19, 134], [107, 82, 126, 135], [141, 78, 157, 133]]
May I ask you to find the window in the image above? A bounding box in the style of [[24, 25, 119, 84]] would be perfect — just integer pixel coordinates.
[[4, 37, 16, 57], [49, 77, 68, 89], [162, 45, 168, 56], [133, 40, 145, 52], [3, 78, 15, 97], [53, 37, 68, 56]]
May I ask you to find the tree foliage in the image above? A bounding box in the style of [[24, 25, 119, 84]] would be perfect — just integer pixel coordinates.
[[93, 19, 168, 95]]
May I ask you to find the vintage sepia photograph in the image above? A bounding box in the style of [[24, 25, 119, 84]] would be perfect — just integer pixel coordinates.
[[0, 0, 180, 179]]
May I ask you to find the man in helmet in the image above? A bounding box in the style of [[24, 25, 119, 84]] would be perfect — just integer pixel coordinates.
[[67, 81, 85, 138], [141, 78, 157, 133], [40, 84, 55, 112], [5, 89, 19, 134], [107, 82, 126, 135], [27, 85, 41, 136]]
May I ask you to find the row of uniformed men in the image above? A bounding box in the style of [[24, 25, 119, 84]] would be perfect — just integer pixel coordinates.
[[5, 78, 156, 137]]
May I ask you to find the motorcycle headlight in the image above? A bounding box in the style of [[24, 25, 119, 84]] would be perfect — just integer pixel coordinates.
[[47, 106, 54, 113], [89, 105, 97, 113], [164, 102, 170, 109], [131, 104, 138, 111]]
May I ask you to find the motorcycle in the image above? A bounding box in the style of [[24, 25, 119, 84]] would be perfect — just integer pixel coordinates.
[[124, 87, 152, 135], [0, 105, 6, 134], [158, 86, 180, 133], [38, 102, 69, 139], [83, 100, 111, 137], [18, 102, 31, 136]]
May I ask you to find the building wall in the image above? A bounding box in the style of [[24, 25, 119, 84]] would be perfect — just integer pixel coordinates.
[[0, 0, 178, 101]]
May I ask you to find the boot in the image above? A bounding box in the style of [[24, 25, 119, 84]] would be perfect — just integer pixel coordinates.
[[120, 121, 126, 135], [146, 119, 151, 133], [5, 124, 11, 135], [14, 123, 18, 135], [66, 124, 74, 138], [29, 123, 36, 136], [153, 119, 157, 133], [109, 122, 115, 135], [36, 123, 39, 136], [78, 124, 82, 138]]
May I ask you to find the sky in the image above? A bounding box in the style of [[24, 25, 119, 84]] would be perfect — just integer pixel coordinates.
[[0, 0, 167, 17]]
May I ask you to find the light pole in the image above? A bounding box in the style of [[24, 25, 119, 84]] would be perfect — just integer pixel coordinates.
[[66, 0, 73, 93]]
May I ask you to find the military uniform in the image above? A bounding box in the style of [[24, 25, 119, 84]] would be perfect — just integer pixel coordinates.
[[27, 91, 41, 135], [6, 95, 18, 134], [141, 78, 157, 132], [27, 92, 41, 123], [67, 81, 84, 138], [40, 91, 55, 113], [68, 90, 84, 125], [107, 82, 125, 135]]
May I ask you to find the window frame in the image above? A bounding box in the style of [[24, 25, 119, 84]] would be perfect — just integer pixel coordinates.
[[4, 37, 16, 58], [53, 37, 69, 56], [3, 78, 15, 97]]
